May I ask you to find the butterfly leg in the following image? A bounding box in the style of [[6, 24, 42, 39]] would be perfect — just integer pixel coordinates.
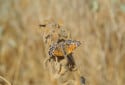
[[61, 44, 68, 61], [52, 56, 61, 74], [55, 56, 58, 63], [43, 57, 52, 70]]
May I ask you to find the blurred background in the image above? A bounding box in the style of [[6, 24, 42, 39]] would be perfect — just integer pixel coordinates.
[[0, 0, 125, 85]]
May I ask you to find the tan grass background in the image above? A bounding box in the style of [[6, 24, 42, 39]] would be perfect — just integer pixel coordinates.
[[0, 0, 125, 85]]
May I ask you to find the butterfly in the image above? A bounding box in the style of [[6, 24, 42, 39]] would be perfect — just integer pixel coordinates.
[[48, 40, 81, 57]]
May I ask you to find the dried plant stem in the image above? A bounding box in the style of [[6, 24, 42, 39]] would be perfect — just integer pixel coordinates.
[[0, 76, 11, 85]]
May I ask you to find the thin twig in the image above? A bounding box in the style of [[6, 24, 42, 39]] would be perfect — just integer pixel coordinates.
[[0, 76, 11, 85]]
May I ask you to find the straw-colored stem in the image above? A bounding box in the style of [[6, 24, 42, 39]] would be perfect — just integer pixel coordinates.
[[0, 76, 11, 85]]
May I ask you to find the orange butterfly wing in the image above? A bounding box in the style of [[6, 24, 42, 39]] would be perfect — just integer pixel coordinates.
[[49, 40, 81, 57], [53, 47, 64, 56]]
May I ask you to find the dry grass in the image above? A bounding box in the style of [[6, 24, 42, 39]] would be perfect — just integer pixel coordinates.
[[0, 76, 11, 85], [0, 0, 125, 85]]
